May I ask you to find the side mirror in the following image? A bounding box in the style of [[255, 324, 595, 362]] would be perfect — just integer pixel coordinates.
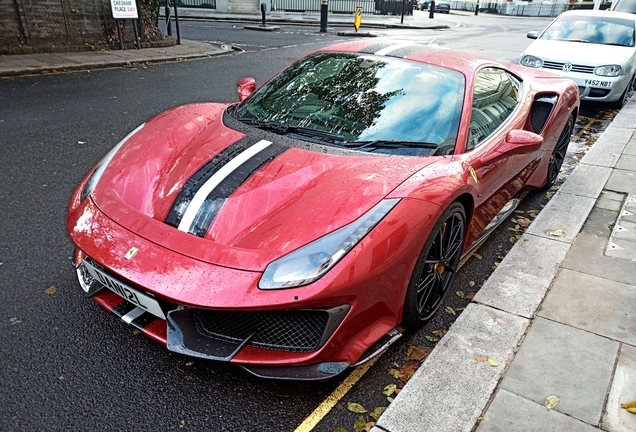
[[237, 78, 257, 102], [527, 31, 539, 40], [480, 130, 543, 165]]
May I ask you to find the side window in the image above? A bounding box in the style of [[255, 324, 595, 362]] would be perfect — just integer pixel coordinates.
[[467, 68, 520, 151]]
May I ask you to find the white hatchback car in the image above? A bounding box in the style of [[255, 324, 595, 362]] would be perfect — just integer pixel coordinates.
[[521, 10, 636, 107]]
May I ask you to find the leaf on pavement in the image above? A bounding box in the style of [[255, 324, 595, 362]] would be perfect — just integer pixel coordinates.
[[45, 285, 57, 295], [387, 396, 394, 403], [475, 356, 488, 362], [432, 330, 447, 338], [487, 358, 499, 367], [546, 192, 554, 199], [469, 280, 475, 287], [389, 368, 401, 379], [456, 290, 465, 298], [394, 388, 401, 395], [363, 422, 375, 432], [404, 345, 431, 361], [353, 416, 367, 432], [425, 335, 439, 343], [465, 293, 475, 300], [383, 383, 397, 396], [545, 395, 560, 410], [518, 217, 532, 227], [620, 401, 636, 411], [510, 236, 518, 244], [444, 306, 456, 315], [370, 407, 387, 421], [347, 402, 367, 414], [550, 229, 563, 236]]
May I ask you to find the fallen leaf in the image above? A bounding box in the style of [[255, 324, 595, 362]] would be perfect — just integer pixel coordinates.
[[354, 416, 367, 432], [333, 428, 348, 432], [348, 402, 367, 414], [487, 358, 499, 367], [185, 361, 194, 367], [620, 401, 636, 409], [432, 330, 447, 338], [370, 406, 387, 422], [389, 368, 401, 379], [456, 291, 465, 298], [77, 141, 86, 145], [383, 383, 397, 396], [465, 293, 475, 300], [399, 362, 419, 382], [363, 422, 375, 432], [550, 229, 563, 236], [545, 395, 560, 410], [387, 397, 394, 403], [473, 253, 482, 260], [507, 227, 521, 232], [628, 408, 636, 414], [468, 281, 475, 287], [510, 236, 518, 244], [45, 285, 57, 295], [404, 346, 431, 361], [394, 388, 401, 395], [478, 416, 484, 421], [518, 217, 532, 227], [132, 329, 141, 335], [425, 335, 438, 343], [546, 192, 554, 199], [475, 356, 488, 362], [444, 306, 456, 316]]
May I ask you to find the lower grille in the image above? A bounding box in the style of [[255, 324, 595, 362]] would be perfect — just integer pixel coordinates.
[[192, 309, 330, 352]]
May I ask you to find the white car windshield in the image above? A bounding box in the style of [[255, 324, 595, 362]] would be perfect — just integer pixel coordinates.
[[541, 15, 636, 47]]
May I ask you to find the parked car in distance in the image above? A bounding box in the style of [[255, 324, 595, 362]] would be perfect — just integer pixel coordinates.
[[611, 0, 636, 14], [418, 0, 429, 10], [430, 0, 450, 13], [521, 10, 636, 107]]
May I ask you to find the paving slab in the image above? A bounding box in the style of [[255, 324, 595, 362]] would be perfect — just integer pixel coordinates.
[[563, 234, 636, 286], [603, 344, 636, 432], [582, 206, 620, 238], [609, 110, 636, 129], [580, 141, 625, 168], [477, 389, 600, 432], [625, 139, 636, 156], [372, 304, 529, 432], [473, 234, 570, 319], [606, 169, 636, 195], [558, 164, 612, 199], [616, 154, 636, 172], [596, 191, 627, 211], [538, 269, 636, 345], [500, 318, 619, 425], [525, 192, 596, 243], [591, 126, 634, 150]]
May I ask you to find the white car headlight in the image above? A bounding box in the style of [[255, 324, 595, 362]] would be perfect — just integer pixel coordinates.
[[259, 199, 400, 289], [521, 55, 543, 68], [595, 65, 622, 77], [80, 124, 145, 201]]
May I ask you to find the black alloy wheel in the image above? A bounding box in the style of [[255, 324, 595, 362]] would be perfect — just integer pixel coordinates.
[[402, 202, 466, 327], [544, 114, 574, 190]]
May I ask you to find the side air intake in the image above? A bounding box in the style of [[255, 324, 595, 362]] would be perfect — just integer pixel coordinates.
[[530, 95, 557, 134]]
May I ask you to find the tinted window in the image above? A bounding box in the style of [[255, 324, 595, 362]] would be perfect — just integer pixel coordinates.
[[467, 68, 520, 150], [541, 14, 635, 46], [234, 53, 465, 153], [614, 0, 636, 14]]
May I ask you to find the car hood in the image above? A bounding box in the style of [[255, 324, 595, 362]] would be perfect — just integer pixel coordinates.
[[524, 39, 634, 66], [92, 103, 438, 271]]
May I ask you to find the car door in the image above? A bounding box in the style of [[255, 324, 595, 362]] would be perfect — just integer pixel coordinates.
[[460, 67, 541, 242]]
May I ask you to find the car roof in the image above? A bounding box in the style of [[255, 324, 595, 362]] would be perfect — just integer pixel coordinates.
[[316, 41, 504, 77]]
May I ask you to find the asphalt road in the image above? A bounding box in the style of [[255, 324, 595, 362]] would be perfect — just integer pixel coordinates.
[[0, 16, 616, 432]]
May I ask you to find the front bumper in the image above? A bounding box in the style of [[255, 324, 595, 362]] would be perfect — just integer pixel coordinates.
[[540, 68, 630, 102]]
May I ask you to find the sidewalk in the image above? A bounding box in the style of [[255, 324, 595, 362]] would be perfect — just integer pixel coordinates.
[[373, 97, 636, 432]]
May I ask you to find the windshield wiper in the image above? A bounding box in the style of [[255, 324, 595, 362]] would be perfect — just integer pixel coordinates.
[[234, 117, 346, 142], [342, 140, 439, 151], [562, 38, 591, 43]]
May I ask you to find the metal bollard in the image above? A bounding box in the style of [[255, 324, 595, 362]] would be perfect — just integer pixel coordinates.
[[261, 3, 267, 26], [475, 0, 479, 15], [429, 0, 435, 18], [165, 0, 172, 36], [320, 0, 328, 32]]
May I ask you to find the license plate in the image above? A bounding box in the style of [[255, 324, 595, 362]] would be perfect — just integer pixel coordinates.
[[584, 79, 611, 88], [83, 260, 166, 319]]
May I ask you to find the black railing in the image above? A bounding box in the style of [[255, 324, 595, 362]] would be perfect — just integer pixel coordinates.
[[273, 0, 377, 14], [450, 1, 597, 17], [160, 0, 216, 9]]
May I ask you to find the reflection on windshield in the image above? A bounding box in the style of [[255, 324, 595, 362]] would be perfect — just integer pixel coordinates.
[[233, 53, 465, 152], [541, 15, 636, 46]]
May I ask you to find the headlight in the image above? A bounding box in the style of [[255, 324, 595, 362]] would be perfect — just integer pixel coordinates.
[[80, 124, 145, 201], [520, 55, 543, 68], [259, 199, 400, 289], [595, 65, 622, 77]]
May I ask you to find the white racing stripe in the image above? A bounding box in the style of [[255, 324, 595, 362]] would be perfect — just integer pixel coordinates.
[[178, 139, 273, 233], [374, 43, 411, 56], [122, 307, 146, 324]]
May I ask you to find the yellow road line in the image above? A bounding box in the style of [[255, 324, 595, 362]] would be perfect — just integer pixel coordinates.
[[575, 117, 596, 139], [294, 355, 382, 432]]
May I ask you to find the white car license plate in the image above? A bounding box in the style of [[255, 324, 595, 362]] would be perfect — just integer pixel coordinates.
[[83, 260, 166, 319], [584, 79, 611, 88]]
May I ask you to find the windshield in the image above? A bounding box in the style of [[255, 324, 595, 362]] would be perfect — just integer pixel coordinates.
[[540, 14, 636, 46], [232, 52, 465, 154], [614, 0, 636, 14]]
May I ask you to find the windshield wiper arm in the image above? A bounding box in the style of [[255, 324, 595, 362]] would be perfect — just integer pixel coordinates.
[[234, 117, 346, 142], [342, 140, 439, 151]]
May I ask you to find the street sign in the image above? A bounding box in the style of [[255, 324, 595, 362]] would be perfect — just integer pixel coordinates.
[[110, 0, 139, 19], [354, 7, 363, 31]]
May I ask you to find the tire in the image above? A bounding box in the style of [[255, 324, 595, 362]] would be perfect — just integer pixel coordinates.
[[543, 114, 574, 190], [611, 74, 635, 109], [402, 202, 466, 328]]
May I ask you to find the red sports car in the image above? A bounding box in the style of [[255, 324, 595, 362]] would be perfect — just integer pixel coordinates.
[[68, 41, 579, 380]]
